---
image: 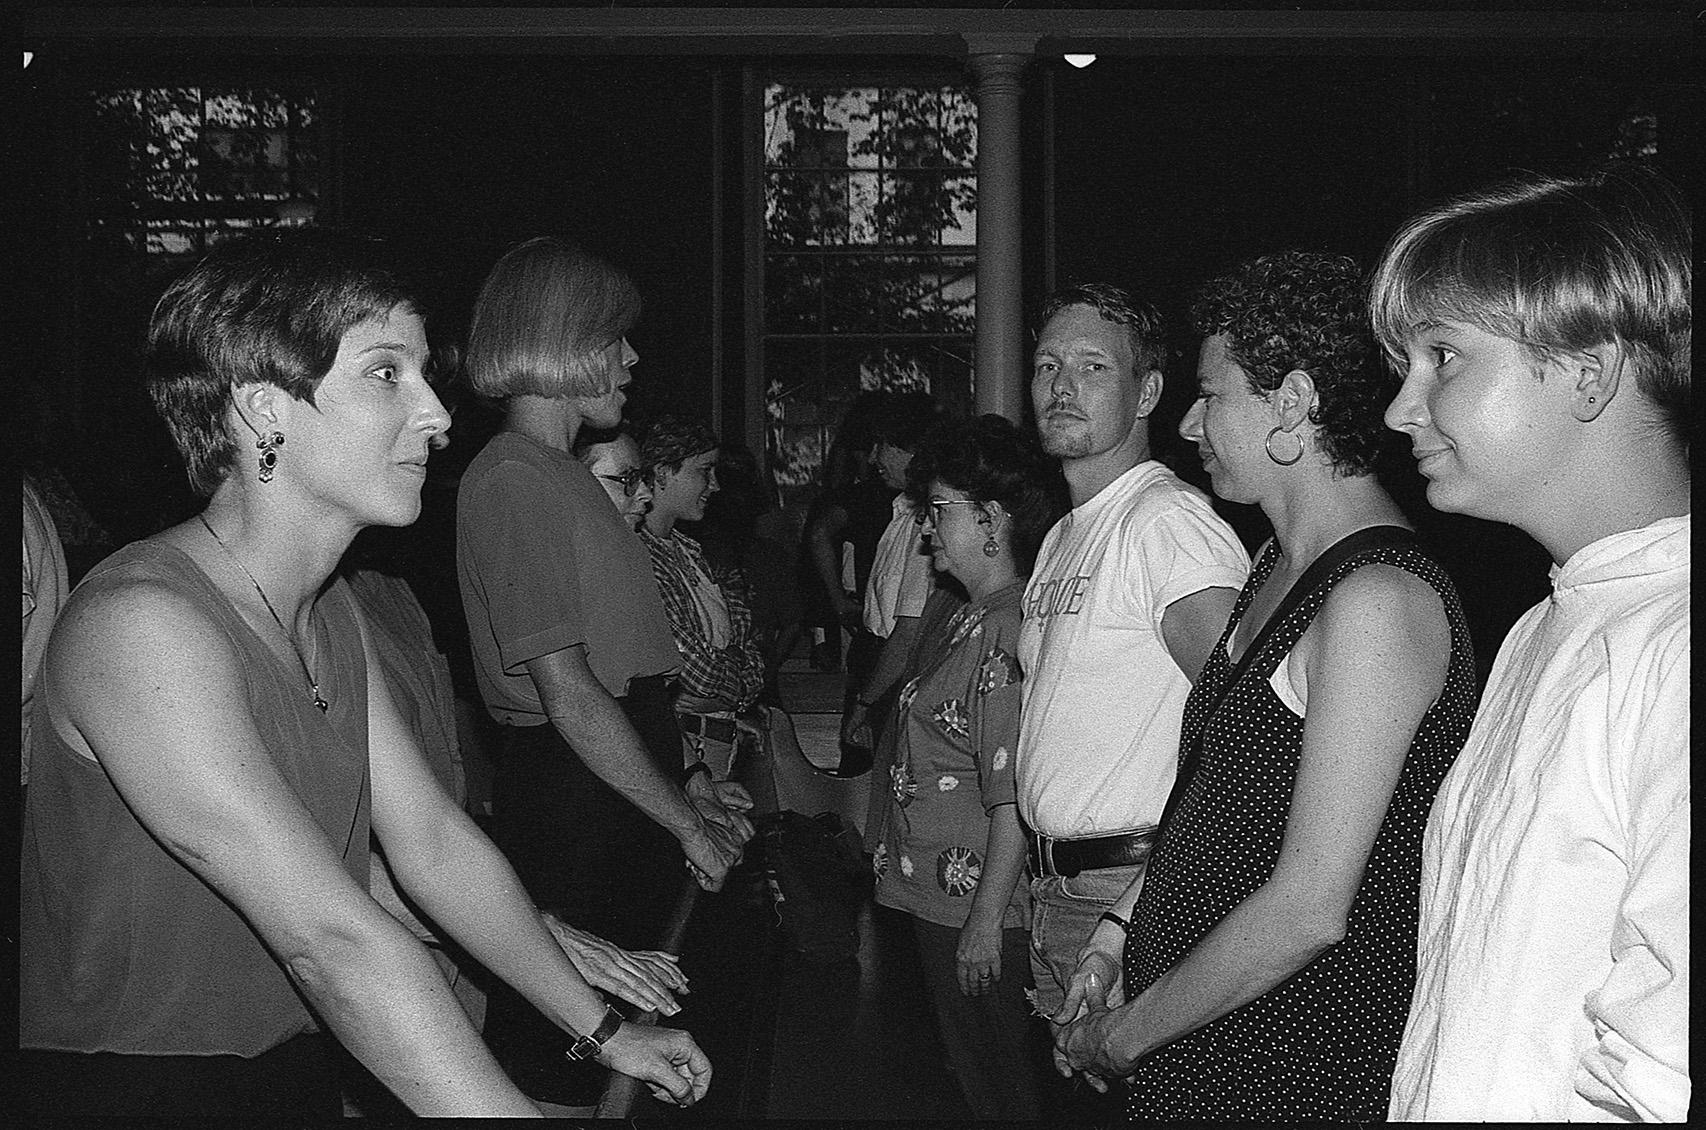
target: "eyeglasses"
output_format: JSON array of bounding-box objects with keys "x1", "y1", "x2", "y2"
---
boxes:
[
  {"x1": 923, "y1": 498, "x2": 983, "y2": 525},
  {"x1": 597, "y1": 468, "x2": 647, "y2": 497}
]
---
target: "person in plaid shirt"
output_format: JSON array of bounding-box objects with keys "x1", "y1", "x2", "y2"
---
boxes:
[{"x1": 638, "y1": 415, "x2": 767, "y2": 779}]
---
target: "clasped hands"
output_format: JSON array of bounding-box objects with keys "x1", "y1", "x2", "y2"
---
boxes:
[
  {"x1": 541, "y1": 913, "x2": 709, "y2": 1106},
  {"x1": 682, "y1": 773, "x2": 755, "y2": 892},
  {"x1": 1051, "y1": 947, "x2": 1140, "y2": 1092}
]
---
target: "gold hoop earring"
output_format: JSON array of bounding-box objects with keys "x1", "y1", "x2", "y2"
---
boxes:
[{"x1": 1264, "y1": 426, "x2": 1303, "y2": 467}]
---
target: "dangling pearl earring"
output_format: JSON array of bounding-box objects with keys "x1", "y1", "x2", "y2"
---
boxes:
[{"x1": 983, "y1": 534, "x2": 1000, "y2": 558}]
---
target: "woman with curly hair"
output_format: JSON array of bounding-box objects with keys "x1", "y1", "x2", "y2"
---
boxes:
[
  {"x1": 1055, "y1": 251, "x2": 1479, "y2": 1120},
  {"x1": 870, "y1": 413, "x2": 1066, "y2": 1122}
]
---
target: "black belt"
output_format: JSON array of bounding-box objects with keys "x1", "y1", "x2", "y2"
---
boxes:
[
  {"x1": 677, "y1": 713, "x2": 737, "y2": 745},
  {"x1": 1023, "y1": 823, "x2": 1158, "y2": 879}
]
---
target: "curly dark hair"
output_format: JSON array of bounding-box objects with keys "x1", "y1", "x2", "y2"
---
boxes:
[
  {"x1": 1192, "y1": 251, "x2": 1392, "y2": 476},
  {"x1": 906, "y1": 414, "x2": 1069, "y2": 575}
]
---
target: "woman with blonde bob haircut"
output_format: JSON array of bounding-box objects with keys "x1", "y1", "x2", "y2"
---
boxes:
[
  {"x1": 464, "y1": 235, "x2": 644, "y2": 400},
  {"x1": 457, "y1": 237, "x2": 752, "y2": 1111},
  {"x1": 1374, "y1": 163, "x2": 1690, "y2": 1122}
]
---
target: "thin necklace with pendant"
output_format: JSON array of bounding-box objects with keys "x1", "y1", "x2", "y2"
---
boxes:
[{"x1": 197, "y1": 512, "x2": 329, "y2": 712}]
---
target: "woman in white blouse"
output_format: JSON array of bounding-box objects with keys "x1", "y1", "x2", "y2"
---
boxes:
[{"x1": 1374, "y1": 163, "x2": 1690, "y2": 1122}]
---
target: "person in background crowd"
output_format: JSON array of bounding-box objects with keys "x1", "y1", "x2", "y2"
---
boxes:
[
  {"x1": 21, "y1": 475, "x2": 69, "y2": 802},
  {"x1": 19, "y1": 229, "x2": 711, "y2": 1118},
  {"x1": 693, "y1": 441, "x2": 804, "y2": 701},
  {"x1": 871, "y1": 414, "x2": 1066, "y2": 1121},
  {"x1": 1017, "y1": 283, "x2": 1249, "y2": 1093},
  {"x1": 1057, "y1": 252, "x2": 1477, "y2": 1120},
  {"x1": 801, "y1": 391, "x2": 896, "y2": 672},
  {"x1": 575, "y1": 424, "x2": 653, "y2": 530},
  {"x1": 637, "y1": 413, "x2": 767, "y2": 782},
  {"x1": 456, "y1": 236, "x2": 751, "y2": 1110},
  {"x1": 1373, "y1": 164, "x2": 1690, "y2": 1122},
  {"x1": 841, "y1": 391, "x2": 946, "y2": 771}
]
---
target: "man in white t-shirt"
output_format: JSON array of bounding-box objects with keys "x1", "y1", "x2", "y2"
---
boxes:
[{"x1": 1017, "y1": 285, "x2": 1249, "y2": 1087}]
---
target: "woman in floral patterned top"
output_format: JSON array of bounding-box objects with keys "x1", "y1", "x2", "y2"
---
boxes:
[{"x1": 872, "y1": 414, "x2": 1068, "y2": 1121}]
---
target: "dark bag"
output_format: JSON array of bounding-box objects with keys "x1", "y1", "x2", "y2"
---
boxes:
[{"x1": 759, "y1": 810, "x2": 870, "y2": 964}]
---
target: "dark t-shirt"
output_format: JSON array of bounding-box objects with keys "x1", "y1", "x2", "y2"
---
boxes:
[
  {"x1": 457, "y1": 431, "x2": 678, "y2": 723},
  {"x1": 800, "y1": 476, "x2": 896, "y2": 618}
]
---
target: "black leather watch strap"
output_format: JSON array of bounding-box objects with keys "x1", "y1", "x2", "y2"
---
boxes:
[{"x1": 564, "y1": 1005, "x2": 623, "y2": 1062}]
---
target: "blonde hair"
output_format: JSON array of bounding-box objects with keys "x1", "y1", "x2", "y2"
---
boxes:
[
  {"x1": 464, "y1": 237, "x2": 640, "y2": 399},
  {"x1": 1370, "y1": 164, "x2": 1690, "y2": 446}
]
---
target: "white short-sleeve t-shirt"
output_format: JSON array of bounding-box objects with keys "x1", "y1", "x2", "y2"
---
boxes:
[
  {"x1": 863, "y1": 495, "x2": 932, "y2": 638},
  {"x1": 1017, "y1": 461, "x2": 1249, "y2": 839}
]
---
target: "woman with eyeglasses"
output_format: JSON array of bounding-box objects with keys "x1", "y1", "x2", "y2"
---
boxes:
[
  {"x1": 456, "y1": 238, "x2": 752, "y2": 1111},
  {"x1": 575, "y1": 424, "x2": 653, "y2": 529},
  {"x1": 870, "y1": 414, "x2": 1068, "y2": 1122}
]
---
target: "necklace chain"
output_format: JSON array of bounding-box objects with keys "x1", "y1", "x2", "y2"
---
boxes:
[{"x1": 197, "y1": 513, "x2": 329, "y2": 712}]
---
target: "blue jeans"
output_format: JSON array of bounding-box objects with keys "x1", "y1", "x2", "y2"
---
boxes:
[{"x1": 1026, "y1": 862, "x2": 1146, "y2": 1022}]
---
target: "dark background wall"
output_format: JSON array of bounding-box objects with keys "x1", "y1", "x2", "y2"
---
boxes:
[{"x1": 16, "y1": 38, "x2": 1695, "y2": 678}]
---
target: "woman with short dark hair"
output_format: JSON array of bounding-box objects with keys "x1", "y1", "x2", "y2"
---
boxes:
[
  {"x1": 20, "y1": 229, "x2": 710, "y2": 1117},
  {"x1": 1057, "y1": 251, "x2": 1478, "y2": 1121},
  {"x1": 871, "y1": 413, "x2": 1066, "y2": 1122}
]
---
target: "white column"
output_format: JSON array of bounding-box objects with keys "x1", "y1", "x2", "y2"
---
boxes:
[{"x1": 967, "y1": 51, "x2": 1029, "y2": 423}]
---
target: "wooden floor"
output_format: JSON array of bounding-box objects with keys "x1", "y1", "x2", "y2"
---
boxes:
[{"x1": 613, "y1": 653, "x2": 1109, "y2": 1125}]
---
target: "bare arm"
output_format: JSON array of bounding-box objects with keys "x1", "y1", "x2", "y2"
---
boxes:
[
  {"x1": 1061, "y1": 565, "x2": 1450, "y2": 1077},
  {"x1": 806, "y1": 502, "x2": 860, "y2": 628},
  {"x1": 956, "y1": 802, "x2": 1029, "y2": 997},
  {"x1": 56, "y1": 584, "x2": 541, "y2": 1116},
  {"x1": 861, "y1": 613, "x2": 923, "y2": 702},
  {"x1": 842, "y1": 613, "x2": 923, "y2": 747},
  {"x1": 523, "y1": 644, "x2": 747, "y2": 890},
  {"x1": 365, "y1": 630, "x2": 708, "y2": 1106},
  {"x1": 1158, "y1": 586, "x2": 1240, "y2": 685}
]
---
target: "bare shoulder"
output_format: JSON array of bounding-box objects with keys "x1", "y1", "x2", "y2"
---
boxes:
[
  {"x1": 1317, "y1": 561, "x2": 1444, "y2": 633},
  {"x1": 1308, "y1": 562, "x2": 1450, "y2": 685}
]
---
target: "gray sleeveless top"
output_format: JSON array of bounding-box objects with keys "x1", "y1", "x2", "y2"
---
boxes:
[{"x1": 21, "y1": 539, "x2": 371, "y2": 1056}]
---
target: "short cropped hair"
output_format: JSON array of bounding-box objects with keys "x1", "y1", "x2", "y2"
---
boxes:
[
  {"x1": 639, "y1": 413, "x2": 719, "y2": 480},
  {"x1": 1039, "y1": 283, "x2": 1169, "y2": 378},
  {"x1": 1193, "y1": 251, "x2": 1391, "y2": 476},
  {"x1": 143, "y1": 228, "x2": 418, "y2": 497},
  {"x1": 1370, "y1": 163, "x2": 1691, "y2": 446},
  {"x1": 464, "y1": 237, "x2": 641, "y2": 400},
  {"x1": 907, "y1": 413, "x2": 1070, "y2": 576}
]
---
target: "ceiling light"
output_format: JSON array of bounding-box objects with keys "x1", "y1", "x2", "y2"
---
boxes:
[{"x1": 1064, "y1": 54, "x2": 1097, "y2": 69}]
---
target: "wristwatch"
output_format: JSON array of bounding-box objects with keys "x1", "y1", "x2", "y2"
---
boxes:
[{"x1": 564, "y1": 1005, "x2": 624, "y2": 1062}]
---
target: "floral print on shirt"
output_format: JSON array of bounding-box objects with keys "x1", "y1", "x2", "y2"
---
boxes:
[{"x1": 871, "y1": 583, "x2": 1032, "y2": 931}]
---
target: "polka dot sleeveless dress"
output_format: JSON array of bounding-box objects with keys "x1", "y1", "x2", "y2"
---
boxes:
[{"x1": 1122, "y1": 528, "x2": 1478, "y2": 1121}]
